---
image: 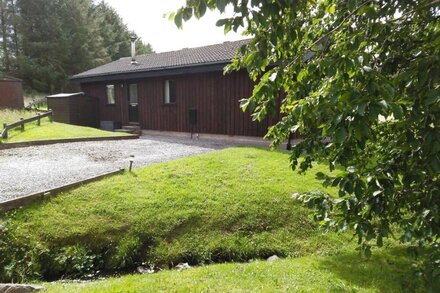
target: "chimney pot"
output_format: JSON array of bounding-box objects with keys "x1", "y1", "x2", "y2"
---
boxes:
[{"x1": 130, "y1": 35, "x2": 138, "y2": 64}]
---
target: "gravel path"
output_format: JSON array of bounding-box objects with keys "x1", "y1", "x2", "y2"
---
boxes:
[{"x1": 0, "y1": 136, "x2": 228, "y2": 202}]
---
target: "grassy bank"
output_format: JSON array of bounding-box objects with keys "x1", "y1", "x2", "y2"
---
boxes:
[
  {"x1": 0, "y1": 148, "x2": 345, "y2": 281},
  {"x1": 0, "y1": 147, "x2": 423, "y2": 290},
  {"x1": 45, "y1": 249, "x2": 420, "y2": 292},
  {"x1": 0, "y1": 108, "x2": 130, "y2": 143}
]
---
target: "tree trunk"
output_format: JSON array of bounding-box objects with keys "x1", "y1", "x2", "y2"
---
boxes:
[
  {"x1": 9, "y1": 0, "x2": 19, "y2": 70},
  {"x1": 0, "y1": 0, "x2": 10, "y2": 72}
]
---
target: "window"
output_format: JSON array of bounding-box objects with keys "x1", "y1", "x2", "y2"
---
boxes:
[
  {"x1": 164, "y1": 80, "x2": 176, "y2": 104},
  {"x1": 129, "y1": 84, "x2": 138, "y2": 104},
  {"x1": 106, "y1": 84, "x2": 115, "y2": 105}
]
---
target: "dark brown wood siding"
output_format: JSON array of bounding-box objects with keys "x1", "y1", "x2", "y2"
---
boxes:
[
  {"x1": 80, "y1": 70, "x2": 280, "y2": 137},
  {"x1": 81, "y1": 82, "x2": 129, "y2": 125},
  {"x1": 47, "y1": 95, "x2": 99, "y2": 127}
]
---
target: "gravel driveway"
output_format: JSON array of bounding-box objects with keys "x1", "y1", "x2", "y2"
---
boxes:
[{"x1": 0, "y1": 136, "x2": 228, "y2": 202}]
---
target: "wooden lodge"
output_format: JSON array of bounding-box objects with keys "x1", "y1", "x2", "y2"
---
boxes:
[{"x1": 70, "y1": 40, "x2": 280, "y2": 137}]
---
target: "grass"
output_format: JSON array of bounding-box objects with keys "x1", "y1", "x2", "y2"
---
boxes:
[
  {"x1": 23, "y1": 92, "x2": 47, "y2": 108},
  {"x1": 3, "y1": 121, "x2": 130, "y2": 142},
  {"x1": 45, "y1": 249, "x2": 420, "y2": 292},
  {"x1": 0, "y1": 148, "x2": 421, "y2": 292},
  {"x1": 0, "y1": 108, "x2": 38, "y2": 125},
  {"x1": 0, "y1": 108, "x2": 130, "y2": 143},
  {"x1": 0, "y1": 148, "x2": 424, "y2": 290},
  {"x1": 1, "y1": 148, "x2": 343, "y2": 280}
]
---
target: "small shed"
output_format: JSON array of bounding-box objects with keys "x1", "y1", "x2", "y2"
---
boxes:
[
  {"x1": 0, "y1": 75, "x2": 24, "y2": 109},
  {"x1": 47, "y1": 92, "x2": 99, "y2": 128}
]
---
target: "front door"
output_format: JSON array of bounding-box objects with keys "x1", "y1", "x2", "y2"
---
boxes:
[{"x1": 128, "y1": 83, "x2": 139, "y2": 123}]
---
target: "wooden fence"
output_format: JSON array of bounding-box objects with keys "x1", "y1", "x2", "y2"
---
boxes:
[{"x1": 1, "y1": 110, "x2": 53, "y2": 139}]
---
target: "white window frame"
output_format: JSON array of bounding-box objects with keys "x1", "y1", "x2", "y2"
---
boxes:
[
  {"x1": 106, "y1": 84, "x2": 115, "y2": 105},
  {"x1": 164, "y1": 80, "x2": 175, "y2": 104}
]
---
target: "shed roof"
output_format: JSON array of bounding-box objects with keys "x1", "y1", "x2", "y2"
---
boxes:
[
  {"x1": 71, "y1": 39, "x2": 250, "y2": 82},
  {"x1": 46, "y1": 92, "x2": 84, "y2": 98},
  {"x1": 0, "y1": 75, "x2": 22, "y2": 82}
]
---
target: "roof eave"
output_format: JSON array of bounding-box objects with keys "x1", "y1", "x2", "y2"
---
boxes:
[{"x1": 70, "y1": 61, "x2": 231, "y2": 84}]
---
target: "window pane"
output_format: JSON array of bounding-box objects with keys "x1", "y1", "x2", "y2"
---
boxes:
[
  {"x1": 106, "y1": 85, "x2": 115, "y2": 104},
  {"x1": 129, "y1": 84, "x2": 138, "y2": 104},
  {"x1": 164, "y1": 80, "x2": 170, "y2": 104},
  {"x1": 169, "y1": 80, "x2": 176, "y2": 103}
]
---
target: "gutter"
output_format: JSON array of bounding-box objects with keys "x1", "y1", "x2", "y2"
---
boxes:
[{"x1": 70, "y1": 61, "x2": 231, "y2": 84}]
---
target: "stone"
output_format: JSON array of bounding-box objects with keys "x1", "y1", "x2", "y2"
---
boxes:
[
  {"x1": 136, "y1": 266, "x2": 154, "y2": 274},
  {"x1": 267, "y1": 255, "x2": 279, "y2": 262},
  {"x1": 0, "y1": 284, "x2": 44, "y2": 293},
  {"x1": 175, "y1": 262, "x2": 191, "y2": 270}
]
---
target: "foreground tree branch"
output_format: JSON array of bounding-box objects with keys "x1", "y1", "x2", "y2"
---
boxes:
[{"x1": 174, "y1": 0, "x2": 440, "y2": 289}]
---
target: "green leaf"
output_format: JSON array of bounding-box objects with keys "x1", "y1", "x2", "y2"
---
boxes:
[
  {"x1": 363, "y1": 66, "x2": 372, "y2": 72},
  {"x1": 373, "y1": 190, "x2": 382, "y2": 197},
  {"x1": 297, "y1": 69, "x2": 308, "y2": 82},
  {"x1": 424, "y1": 91, "x2": 439, "y2": 106},
  {"x1": 196, "y1": 1, "x2": 207, "y2": 18},
  {"x1": 378, "y1": 100, "x2": 389, "y2": 110},
  {"x1": 174, "y1": 10, "x2": 183, "y2": 28},
  {"x1": 182, "y1": 8, "x2": 193, "y2": 21},
  {"x1": 167, "y1": 12, "x2": 175, "y2": 21},
  {"x1": 328, "y1": 5, "x2": 336, "y2": 14},
  {"x1": 315, "y1": 172, "x2": 326, "y2": 180},
  {"x1": 347, "y1": 166, "x2": 356, "y2": 173},
  {"x1": 334, "y1": 127, "x2": 347, "y2": 144},
  {"x1": 389, "y1": 103, "x2": 403, "y2": 120},
  {"x1": 216, "y1": 0, "x2": 228, "y2": 12},
  {"x1": 356, "y1": 102, "x2": 368, "y2": 116},
  {"x1": 215, "y1": 18, "x2": 229, "y2": 27}
]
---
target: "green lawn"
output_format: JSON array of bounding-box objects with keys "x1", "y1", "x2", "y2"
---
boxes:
[
  {"x1": 0, "y1": 108, "x2": 130, "y2": 143},
  {"x1": 0, "y1": 148, "x2": 423, "y2": 291},
  {"x1": 45, "y1": 249, "x2": 419, "y2": 293}
]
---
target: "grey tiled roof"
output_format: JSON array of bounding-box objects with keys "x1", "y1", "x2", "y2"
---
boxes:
[{"x1": 71, "y1": 39, "x2": 250, "y2": 80}]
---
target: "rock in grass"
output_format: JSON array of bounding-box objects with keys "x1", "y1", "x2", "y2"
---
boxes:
[
  {"x1": 136, "y1": 266, "x2": 154, "y2": 274},
  {"x1": 175, "y1": 263, "x2": 191, "y2": 270},
  {"x1": 0, "y1": 284, "x2": 44, "y2": 292},
  {"x1": 267, "y1": 255, "x2": 279, "y2": 262}
]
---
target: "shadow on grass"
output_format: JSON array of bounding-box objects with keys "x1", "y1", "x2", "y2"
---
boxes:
[{"x1": 317, "y1": 247, "x2": 423, "y2": 292}]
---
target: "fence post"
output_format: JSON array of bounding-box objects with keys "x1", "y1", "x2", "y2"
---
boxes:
[
  {"x1": 49, "y1": 110, "x2": 53, "y2": 123},
  {"x1": 20, "y1": 118, "x2": 25, "y2": 131},
  {"x1": 2, "y1": 123, "x2": 7, "y2": 139},
  {"x1": 37, "y1": 113, "x2": 41, "y2": 126}
]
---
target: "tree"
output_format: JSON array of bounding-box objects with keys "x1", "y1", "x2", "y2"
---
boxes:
[
  {"x1": 0, "y1": 0, "x2": 11, "y2": 72},
  {"x1": 94, "y1": 1, "x2": 153, "y2": 61},
  {"x1": 0, "y1": 0, "x2": 19, "y2": 74},
  {"x1": 134, "y1": 37, "x2": 153, "y2": 56},
  {"x1": 173, "y1": 0, "x2": 440, "y2": 287},
  {"x1": 17, "y1": 0, "x2": 80, "y2": 92},
  {"x1": 1, "y1": 0, "x2": 153, "y2": 92}
]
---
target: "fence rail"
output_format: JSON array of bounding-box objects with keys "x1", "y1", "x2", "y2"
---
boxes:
[{"x1": 1, "y1": 110, "x2": 53, "y2": 139}]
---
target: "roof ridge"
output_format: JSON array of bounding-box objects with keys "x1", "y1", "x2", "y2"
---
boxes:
[
  {"x1": 134, "y1": 38, "x2": 251, "y2": 58},
  {"x1": 72, "y1": 38, "x2": 252, "y2": 81}
]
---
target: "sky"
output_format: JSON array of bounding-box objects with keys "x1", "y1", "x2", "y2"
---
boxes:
[{"x1": 103, "y1": 0, "x2": 245, "y2": 53}]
